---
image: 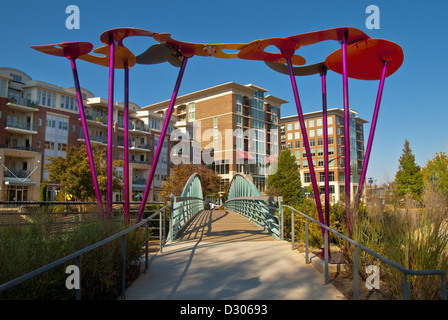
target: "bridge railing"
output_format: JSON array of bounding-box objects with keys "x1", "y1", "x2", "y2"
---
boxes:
[
  {"x1": 225, "y1": 196, "x2": 282, "y2": 240},
  {"x1": 281, "y1": 204, "x2": 447, "y2": 300},
  {"x1": 168, "y1": 196, "x2": 204, "y2": 241},
  {"x1": 0, "y1": 204, "x2": 168, "y2": 300}
]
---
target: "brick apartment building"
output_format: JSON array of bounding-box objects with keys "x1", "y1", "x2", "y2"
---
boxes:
[
  {"x1": 280, "y1": 108, "x2": 368, "y2": 203},
  {"x1": 0, "y1": 67, "x2": 174, "y2": 202},
  {"x1": 141, "y1": 82, "x2": 287, "y2": 193}
]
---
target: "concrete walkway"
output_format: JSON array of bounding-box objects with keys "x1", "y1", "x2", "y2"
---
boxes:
[{"x1": 125, "y1": 210, "x2": 345, "y2": 300}]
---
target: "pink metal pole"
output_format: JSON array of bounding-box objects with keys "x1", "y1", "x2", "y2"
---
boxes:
[
  {"x1": 321, "y1": 66, "x2": 331, "y2": 259},
  {"x1": 136, "y1": 57, "x2": 188, "y2": 222},
  {"x1": 69, "y1": 58, "x2": 104, "y2": 218},
  {"x1": 286, "y1": 57, "x2": 326, "y2": 240},
  {"x1": 124, "y1": 62, "x2": 130, "y2": 223},
  {"x1": 355, "y1": 61, "x2": 388, "y2": 207},
  {"x1": 107, "y1": 36, "x2": 116, "y2": 217},
  {"x1": 321, "y1": 67, "x2": 330, "y2": 228},
  {"x1": 341, "y1": 32, "x2": 352, "y2": 235}
]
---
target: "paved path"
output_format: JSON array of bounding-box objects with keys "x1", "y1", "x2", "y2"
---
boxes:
[{"x1": 125, "y1": 210, "x2": 344, "y2": 300}]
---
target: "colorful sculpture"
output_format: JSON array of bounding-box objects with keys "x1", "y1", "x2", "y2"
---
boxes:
[{"x1": 31, "y1": 27, "x2": 404, "y2": 241}]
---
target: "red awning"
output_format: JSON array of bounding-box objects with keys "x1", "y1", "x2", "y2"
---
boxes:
[{"x1": 236, "y1": 151, "x2": 255, "y2": 161}]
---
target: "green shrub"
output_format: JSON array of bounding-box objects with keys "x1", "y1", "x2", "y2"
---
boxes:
[{"x1": 0, "y1": 215, "x2": 147, "y2": 300}]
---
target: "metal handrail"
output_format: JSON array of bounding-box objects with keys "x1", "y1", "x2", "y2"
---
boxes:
[
  {"x1": 0, "y1": 205, "x2": 168, "y2": 300},
  {"x1": 169, "y1": 197, "x2": 204, "y2": 241},
  {"x1": 225, "y1": 197, "x2": 281, "y2": 239},
  {"x1": 281, "y1": 204, "x2": 447, "y2": 300}
]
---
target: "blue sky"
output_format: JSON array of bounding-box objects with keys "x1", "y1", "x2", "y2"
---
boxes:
[{"x1": 1, "y1": 0, "x2": 447, "y2": 183}]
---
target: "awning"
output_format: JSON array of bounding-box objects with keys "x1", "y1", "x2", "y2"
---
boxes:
[{"x1": 236, "y1": 151, "x2": 255, "y2": 161}]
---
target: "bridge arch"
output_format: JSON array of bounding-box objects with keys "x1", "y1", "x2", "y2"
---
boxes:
[{"x1": 226, "y1": 174, "x2": 281, "y2": 239}]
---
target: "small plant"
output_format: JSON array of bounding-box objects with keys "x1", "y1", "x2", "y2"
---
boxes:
[
  {"x1": 345, "y1": 186, "x2": 448, "y2": 300},
  {"x1": 0, "y1": 214, "x2": 147, "y2": 300}
]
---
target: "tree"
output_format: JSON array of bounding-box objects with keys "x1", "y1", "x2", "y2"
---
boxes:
[
  {"x1": 46, "y1": 144, "x2": 123, "y2": 201},
  {"x1": 266, "y1": 149, "x2": 304, "y2": 206},
  {"x1": 39, "y1": 180, "x2": 48, "y2": 202},
  {"x1": 422, "y1": 152, "x2": 448, "y2": 196},
  {"x1": 395, "y1": 139, "x2": 423, "y2": 201},
  {"x1": 159, "y1": 164, "x2": 221, "y2": 202}
]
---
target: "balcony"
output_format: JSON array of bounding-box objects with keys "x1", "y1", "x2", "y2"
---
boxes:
[
  {"x1": 132, "y1": 178, "x2": 147, "y2": 185},
  {"x1": 5, "y1": 120, "x2": 37, "y2": 134},
  {"x1": 6, "y1": 97, "x2": 39, "y2": 112},
  {"x1": 0, "y1": 144, "x2": 34, "y2": 152},
  {"x1": 83, "y1": 113, "x2": 108, "y2": 126},
  {"x1": 78, "y1": 131, "x2": 107, "y2": 145},
  {"x1": 130, "y1": 142, "x2": 150, "y2": 151},
  {"x1": 4, "y1": 169, "x2": 30, "y2": 179},
  {"x1": 130, "y1": 159, "x2": 151, "y2": 166},
  {"x1": 130, "y1": 122, "x2": 150, "y2": 133}
]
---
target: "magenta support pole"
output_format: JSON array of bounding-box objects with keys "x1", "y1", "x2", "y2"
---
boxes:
[
  {"x1": 321, "y1": 67, "x2": 330, "y2": 228},
  {"x1": 124, "y1": 62, "x2": 130, "y2": 223},
  {"x1": 136, "y1": 57, "x2": 188, "y2": 222},
  {"x1": 286, "y1": 57, "x2": 326, "y2": 239},
  {"x1": 107, "y1": 36, "x2": 116, "y2": 217},
  {"x1": 69, "y1": 58, "x2": 104, "y2": 218},
  {"x1": 341, "y1": 32, "x2": 352, "y2": 234},
  {"x1": 355, "y1": 61, "x2": 388, "y2": 206}
]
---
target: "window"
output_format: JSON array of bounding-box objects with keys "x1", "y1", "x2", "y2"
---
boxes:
[
  {"x1": 287, "y1": 133, "x2": 293, "y2": 140},
  {"x1": 309, "y1": 129, "x2": 315, "y2": 137},
  {"x1": 37, "y1": 89, "x2": 56, "y2": 108},
  {"x1": 294, "y1": 122, "x2": 300, "y2": 130},
  {"x1": 236, "y1": 115, "x2": 242, "y2": 124},
  {"x1": 316, "y1": 118, "x2": 322, "y2": 126},
  {"x1": 287, "y1": 123, "x2": 292, "y2": 131},
  {"x1": 59, "y1": 121, "x2": 68, "y2": 130},
  {"x1": 318, "y1": 159, "x2": 324, "y2": 167},
  {"x1": 61, "y1": 95, "x2": 78, "y2": 111},
  {"x1": 319, "y1": 172, "x2": 325, "y2": 182},
  {"x1": 317, "y1": 128, "x2": 323, "y2": 136},
  {"x1": 318, "y1": 138, "x2": 323, "y2": 146},
  {"x1": 318, "y1": 147, "x2": 324, "y2": 156},
  {"x1": 38, "y1": 118, "x2": 42, "y2": 126},
  {"x1": 46, "y1": 119, "x2": 55, "y2": 128},
  {"x1": 0, "y1": 79, "x2": 7, "y2": 97},
  {"x1": 309, "y1": 120, "x2": 314, "y2": 127},
  {"x1": 295, "y1": 150, "x2": 300, "y2": 159},
  {"x1": 236, "y1": 94, "x2": 242, "y2": 113},
  {"x1": 188, "y1": 102, "x2": 195, "y2": 121},
  {"x1": 304, "y1": 173, "x2": 311, "y2": 183},
  {"x1": 303, "y1": 159, "x2": 308, "y2": 168},
  {"x1": 287, "y1": 142, "x2": 293, "y2": 149},
  {"x1": 328, "y1": 137, "x2": 334, "y2": 145},
  {"x1": 327, "y1": 117, "x2": 333, "y2": 125},
  {"x1": 10, "y1": 73, "x2": 22, "y2": 83},
  {"x1": 328, "y1": 146, "x2": 334, "y2": 155},
  {"x1": 295, "y1": 141, "x2": 300, "y2": 148},
  {"x1": 328, "y1": 127, "x2": 333, "y2": 135},
  {"x1": 294, "y1": 131, "x2": 300, "y2": 139},
  {"x1": 309, "y1": 139, "x2": 315, "y2": 146}
]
